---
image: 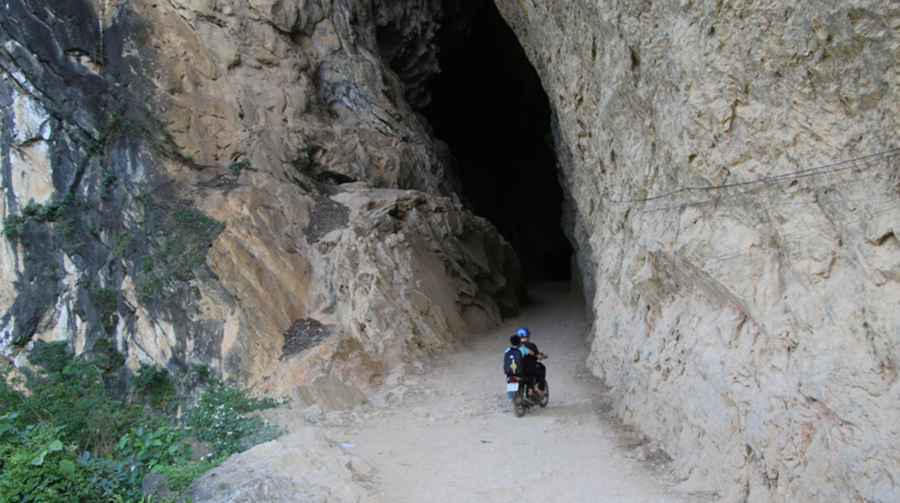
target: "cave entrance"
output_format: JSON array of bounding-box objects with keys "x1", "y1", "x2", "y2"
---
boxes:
[{"x1": 421, "y1": 1, "x2": 572, "y2": 285}]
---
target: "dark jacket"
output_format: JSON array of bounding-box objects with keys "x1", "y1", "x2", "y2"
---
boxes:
[{"x1": 522, "y1": 341, "x2": 540, "y2": 362}]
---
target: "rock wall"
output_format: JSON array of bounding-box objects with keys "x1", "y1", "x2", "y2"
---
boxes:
[
  {"x1": 495, "y1": 1, "x2": 899, "y2": 501},
  {"x1": 0, "y1": 0, "x2": 520, "y2": 403},
  {"x1": 5, "y1": 0, "x2": 899, "y2": 499}
]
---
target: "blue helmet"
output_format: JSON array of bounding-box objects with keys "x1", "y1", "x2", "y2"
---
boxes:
[{"x1": 516, "y1": 327, "x2": 530, "y2": 338}]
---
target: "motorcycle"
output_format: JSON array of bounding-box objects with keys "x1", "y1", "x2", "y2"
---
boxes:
[{"x1": 506, "y1": 375, "x2": 549, "y2": 417}]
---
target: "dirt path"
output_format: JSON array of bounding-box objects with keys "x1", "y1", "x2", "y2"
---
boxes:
[{"x1": 326, "y1": 284, "x2": 699, "y2": 503}]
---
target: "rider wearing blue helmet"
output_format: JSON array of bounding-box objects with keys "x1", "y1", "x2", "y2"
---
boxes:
[
  {"x1": 516, "y1": 327, "x2": 547, "y2": 396},
  {"x1": 515, "y1": 328, "x2": 531, "y2": 356}
]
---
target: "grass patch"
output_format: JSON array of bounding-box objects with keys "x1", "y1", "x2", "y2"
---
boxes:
[{"x1": 151, "y1": 457, "x2": 224, "y2": 493}]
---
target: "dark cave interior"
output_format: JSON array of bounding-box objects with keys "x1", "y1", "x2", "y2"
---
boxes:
[{"x1": 420, "y1": 1, "x2": 573, "y2": 284}]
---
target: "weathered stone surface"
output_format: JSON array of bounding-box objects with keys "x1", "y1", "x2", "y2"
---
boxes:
[
  {"x1": 0, "y1": 0, "x2": 520, "y2": 408},
  {"x1": 187, "y1": 427, "x2": 379, "y2": 503},
  {"x1": 6, "y1": 0, "x2": 896, "y2": 500},
  {"x1": 495, "y1": 1, "x2": 900, "y2": 501},
  {"x1": 372, "y1": 0, "x2": 442, "y2": 109},
  {"x1": 265, "y1": 186, "x2": 521, "y2": 406}
]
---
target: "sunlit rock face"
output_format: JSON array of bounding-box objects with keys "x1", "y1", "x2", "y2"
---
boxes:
[
  {"x1": 4, "y1": 0, "x2": 899, "y2": 500},
  {"x1": 0, "y1": 0, "x2": 520, "y2": 404},
  {"x1": 494, "y1": 1, "x2": 899, "y2": 501}
]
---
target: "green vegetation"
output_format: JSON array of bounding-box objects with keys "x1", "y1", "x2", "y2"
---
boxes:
[
  {"x1": 228, "y1": 159, "x2": 250, "y2": 177},
  {"x1": 168, "y1": 209, "x2": 224, "y2": 281},
  {"x1": 151, "y1": 457, "x2": 222, "y2": 493},
  {"x1": 2, "y1": 214, "x2": 26, "y2": 240},
  {"x1": 0, "y1": 344, "x2": 280, "y2": 501},
  {"x1": 186, "y1": 382, "x2": 280, "y2": 456},
  {"x1": 91, "y1": 286, "x2": 120, "y2": 335},
  {"x1": 2, "y1": 197, "x2": 73, "y2": 241},
  {"x1": 90, "y1": 338, "x2": 126, "y2": 373},
  {"x1": 133, "y1": 364, "x2": 176, "y2": 411},
  {"x1": 0, "y1": 419, "x2": 100, "y2": 502},
  {"x1": 137, "y1": 204, "x2": 224, "y2": 304},
  {"x1": 101, "y1": 168, "x2": 118, "y2": 198},
  {"x1": 190, "y1": 364, "x2": 211, "y2": 384},
  {"x1": 111, "y1": 233, "x2": 132, "y2": 258},
  {"x1": 22, "y1": 199, "x2": 68, "y2": 223},
  {"x1": 28, "y1": 340, "x2": 72, "y2": 374},
  {"x1": 3, "y1": 193, "x2": 96, "y2": 254}
]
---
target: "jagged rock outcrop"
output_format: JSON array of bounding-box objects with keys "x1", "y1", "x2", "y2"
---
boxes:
[
  {"x1": 263, "y1": 185, "x2": 521, "y2": 405},
  {"x1": 495, "y1": 1, "x2": 899, "y2": 502},
  {"x1": 187, "y1": 427, "x2": 379, "y2": 502},
  {"x1": 4, "y1": 0, "x2": 899, "y2": 501},
  {"x1": 0, "y1": 0, "x2": 520, "y2": 404}
]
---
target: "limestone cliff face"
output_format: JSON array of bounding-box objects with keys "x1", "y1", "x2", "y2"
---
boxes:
[
  {"x1": 4, "y1": 0, "x2": 899, "y2": 500},
  {"x1": 495, "y1": 1, "x2": 899, "y2": 501},
  {"x1": 0, "y1": 0, "x2": 520, "y2": 403}
]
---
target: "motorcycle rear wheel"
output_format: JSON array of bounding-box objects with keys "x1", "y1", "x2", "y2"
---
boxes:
[{"x1": 513, "y1": 395, "x2": 526, "y2": 417}]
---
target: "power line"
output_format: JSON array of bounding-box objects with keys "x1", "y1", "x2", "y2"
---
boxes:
[
  {"x1": 607, "y1": 148, "x2": 900, "y2": 205},
  {"x1": 633, "y1": 187, "x2": 900, "y2": 215}
]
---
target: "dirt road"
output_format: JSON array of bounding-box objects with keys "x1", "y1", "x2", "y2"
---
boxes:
[{"x1": 330, "y1": 284, "x2": 701, "y2": 503}]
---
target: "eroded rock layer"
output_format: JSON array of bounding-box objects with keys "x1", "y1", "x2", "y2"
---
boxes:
[
  {"x1": 495, "y1": 1, "x2": 899, "y2": 501},
  {"x1": 3, "y1": 0, "x2": 899, "y2": 501},
  {"x1": 0, "y1": 0, "x2": 520, "y2": 404}
]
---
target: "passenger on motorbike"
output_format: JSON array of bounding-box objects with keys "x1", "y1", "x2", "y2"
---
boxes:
[{"x1": 516, "y1": 327, "x2": 547, "y2": 397}]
